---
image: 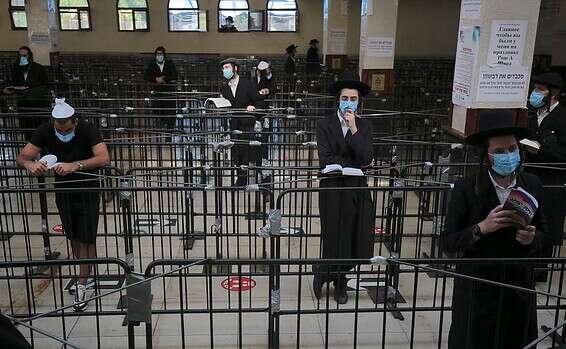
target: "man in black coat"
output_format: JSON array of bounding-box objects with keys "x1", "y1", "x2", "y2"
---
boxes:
[
  {"x1": 443, "y1": 110, "x2": 547, "y2": 349},
  {"x1": 220, "y1": 58, "x2": 259, "y2": 186},
  {"x1": 525, "y1": 72, "x2": 566, "y2": 279},
  {"x1": 314, "y1": 71, "x2": 374, "y2": 304},
  {"x1": 306, "y1": 39, "x2": 321, "y2": 79},
  {"x1": 284, "y1": 44, "x2": 298, "y2": 91},
  {"x1": 144, "y1": 46, "x2": 177, "y2": 129},
  {"x1": 3, "y1": 46, "x2": 50, "y2": 140}
]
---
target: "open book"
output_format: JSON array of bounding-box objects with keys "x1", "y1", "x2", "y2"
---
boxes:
[
  {"x1": 503, "y1": 187, "x2": 539, "y2": 226},
  {"x1": 321, "y1": 164, "x2": 364, "y2": 176},
  {"x1": 519, "y1": 139, "x2": 540, "y2": 150},
  {"x1": 206, "y1": 98, "x2": 232, "y2": 108}
]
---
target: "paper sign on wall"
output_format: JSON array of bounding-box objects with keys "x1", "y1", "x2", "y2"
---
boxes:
[
  {"x1": 452, "y1": 25, "x2": 481, "y2": 107},
  {"x1": 487, "y1": 20, "x2": 527, "y2": 67},
  {"x1": 476, "y1": 66, "x2": 529, "y2": 103},
  {"x1": 367, "y1": 37, "x2": 395, "y2": 57},
  {"x1": 461, "y1": 0, "x2": 481, "y2": 19},
  {"x1": 328, "y1": 29, "x2": 347, "y2": 55}
]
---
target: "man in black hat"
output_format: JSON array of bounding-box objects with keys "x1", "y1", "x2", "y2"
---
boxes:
[
  {"x1": 220, "y1": 16, "x2": 238, "y2": 32},
  {"x1": 306, "y1": 39, "x2": 321, "y2": 79},
  {"x1": 442, "y1": 109, "x2": 547, "y2": 349},
  {"x1": 526, "y1": 72, "x2": 566, "y2": 278},
  {"x1": 220, "y1": 57, "x2": 260, "y2": 186},
  {"x1": 3, "y1": 46, "x2": 50, "y2": 140},
  {"x1": 314, "y1": 71, "x2": 374, "y2": 304},
  {"x1": 144, "y1": 46, "x2": 178, "y2": 129}
]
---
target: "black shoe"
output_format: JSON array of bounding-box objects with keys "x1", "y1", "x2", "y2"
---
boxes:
[
  {"x1": 334, "y1": 284, "x2": 348, "y2": 304},
  {"x1": 313, "y1": 274, "x2": 324, "y2": 300}
]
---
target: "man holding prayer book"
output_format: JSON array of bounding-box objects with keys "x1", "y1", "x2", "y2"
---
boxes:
[
  {"x1": 525, "y1": 72, "x2": 566, "y2": 281},
  {"x1": 443, "y1": 110, "x2": 547, "y2": 349},
  {"x1": 314, "y1": 71, "x2": 374, "y2": 304}
]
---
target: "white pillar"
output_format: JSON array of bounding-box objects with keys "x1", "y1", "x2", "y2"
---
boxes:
[{"x1": 25, "y1": 0, "x2": 59, "y2": 66}]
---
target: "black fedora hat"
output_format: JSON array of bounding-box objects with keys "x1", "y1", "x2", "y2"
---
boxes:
[
  {"x1": 309, "y1": 39, "x2": 319, "y2": 45},
  {"x1": 286, "y1": 44, "x2": 298, "y2": 53},
  {"x1": 465, "y1": 109, "x2": 531, "y2": 146},
  {"x1": 220, "y1": 57, "x2": 239, "y2": 67},
  {"x1": 328, "y1": 70, "x2": 371, "y2": 96},
  {"x1": 532, "y1": 72, "x2": 564, "y2": 89}
]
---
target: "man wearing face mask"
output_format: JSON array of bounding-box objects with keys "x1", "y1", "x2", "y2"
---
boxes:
[
  {"x1": 314, "y1": 71, "x2": 374, "y2": 304},
  {"x1": 144, "y1": 46, "x2": 178, "y2": 129},
  {"x1": 525, "y1": 71, "x2": 566, "y2": 281},
  {"x1": 443, "y1": 109, "x2": 546, "y2": 349},
  {"x1": 220, "y1": 58, "x2": 259, "y2": 186},
  {"x1": 16, "y1": 98, "x2": 110, "y2": 313},
  {"x1": 3, "y1": 46, "x2": 50, "y2": 140}
]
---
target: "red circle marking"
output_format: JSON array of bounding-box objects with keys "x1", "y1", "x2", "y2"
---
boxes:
[
  {"x1": 53, "y1": 224, "x2": 64, "y2": 233},
  {"x1": 221, "y1": 277, "x2": 256, "y2": 292}
]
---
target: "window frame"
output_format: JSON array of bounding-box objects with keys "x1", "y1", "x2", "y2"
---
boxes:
[
  {"x1": 9, "y1": 0, "x2": 27, "y2": 30},
  {"x1": 217, "y1": 0, "x2": 249, "y2": 33},
  {"x1": 58, "y1": 0, "x2": 92, "y2": 32},
  {"x1": 117, "y1": 0, "x2": 150, "y2": 32},
  {"x1": 167, "y1": 0, "x2": 208, "y2": 32},
  {"x1": 266, "y1": 0, "x2": 298, "y2": 33}
]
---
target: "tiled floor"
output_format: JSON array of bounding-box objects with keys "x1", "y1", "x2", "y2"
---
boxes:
[{"x1": 1, "y1": 157, "x2": 565, "y2": 348}]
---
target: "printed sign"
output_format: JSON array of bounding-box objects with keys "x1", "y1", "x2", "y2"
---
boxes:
[
  {"x1": 487, "y1": 20, "x2": 527, "y2": 67},
  {"x1": 476, "y1": 66, "x2": 529, "y2": 103}
]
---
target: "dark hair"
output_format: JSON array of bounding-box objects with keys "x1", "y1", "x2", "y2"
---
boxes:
[
  {"x1": 17, "y1": 46, "x2": 33, "y2": 62},
  {"x1": 474, "y1": 137, "x2": 524, "y2": 195}
]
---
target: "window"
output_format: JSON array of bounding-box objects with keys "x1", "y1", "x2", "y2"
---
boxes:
[
  {"x1": 218, "y1": 0, "x2": 249, "y2": 32},
  {"x1": 59, "y1": 0, "x2": 91, "y2": 31},
  {"x1": 9, "y1": 0, "x2": 27, "y2": 30},
  {"x1": 267, "y1": 0, "x2": 297, "y2": 32},
  {"x1": 168, "y1": 0, "x2": 207, "y2": 32},
  {"x1": 117, "y1": 0, "x2": 149, "y2": 31}
]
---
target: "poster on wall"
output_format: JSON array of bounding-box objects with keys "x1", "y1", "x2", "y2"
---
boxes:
[
  {"x1": 366, "y1": 37, "x2": 395, "y2": 57},
  {"x1": 461, "y1": 0, "x2": 481, "y2": 20},
  {"x1": 487, "y1": 20, "x2": 527, "y2": 67},
  {"x1": 328, "y1": 29, "x2": 347, "y2": 55},
  {"x1": 452, "y1": 25, "x2": 481, "y2": 107},
  {"x1": 476, "y1": 66, "x2": 529, "y2": 103}
]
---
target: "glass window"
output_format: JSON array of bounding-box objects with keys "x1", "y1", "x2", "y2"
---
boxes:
[
  {"x1": 218, "y1": 0, "x2": 249, "y2": 32},
  {"x1": 168, "y1": 0, "x2": 207, "y2": 32},
  {"x1": 117, "y1": 0, "x2": 149, "y2": 31},
  {"x1": 9, "y1": 0, "x2": 27, "y2": 30},
  {"x1": 59, "y1": 0, "x2": 91, "y2": 31},
  {"x1": 267, "y1": 0, "x2": 297, "y2": 32}
]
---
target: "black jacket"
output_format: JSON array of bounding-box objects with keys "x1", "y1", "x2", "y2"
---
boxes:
[
  {"x1": 144, "y1": 59, "x2": 177, "y2": 91},
  {"x1": 220, "y1": 76, "x2": 259, "y2": 131},
  {"x1": 306, "y1": 47, "x2": 320, "y2": 74},
  {"x1": 316, "y1": 113, "x2": 374, "y2": 169},
  {"x1": 443, "y1": 170, "x2": 546, "y2": 349},
  {"x1": 284, "y1": 56, "x2": 296, "y2": 76},
  {"x1": 251, "y1": 75, "x2": 276, "y2": 110},
  {"x1": 11, "y1": 62, "x2": 49, "y2": 108}
]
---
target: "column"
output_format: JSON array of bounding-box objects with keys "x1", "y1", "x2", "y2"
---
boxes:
[
  {"x1": 449, "y1": 0, "x2": 541, "y2": 137},
  {"x1": 25, "y1": 0, "x2": 59, "y2": 66},
  {"x1": 552, "y1": 0, "x2": 566, "y2": 66},
  {"x1": 323, "y1": 0, "x2": 360, "y2": 71},
  {"x1": 358, "y1": 0, "x2": 398, "y2": 94}
]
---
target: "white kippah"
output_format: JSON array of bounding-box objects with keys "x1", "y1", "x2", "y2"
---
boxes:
[
  {"x1": 257, "y1": 61, "x2": 269, "y2": 70},
  {"x1": 51, "y1": 98, "x2": 75, "y2": 119}
]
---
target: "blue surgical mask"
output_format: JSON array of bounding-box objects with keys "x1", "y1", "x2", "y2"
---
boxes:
[
  {"x1": 55, "y1": 129, "x2": 75, "y2": 143},
  {"x1": 529, "y1": 90, "x2": 546, "y2": 108},
  {"x1": 339, "y1": 100, "x2": 358, "y2": 114},
  {"x1": 19, "y1": 57, "x2": 29, "y2": 66},
  {"x1": 223, "y1": 68, "x2": 234, "y2": 80},
  {"x1": 490, "y1": 149, "x2": 520, "y2": 176},
  {"x1": 156, "y1": 54, "x2": 164, "y2": 63}
]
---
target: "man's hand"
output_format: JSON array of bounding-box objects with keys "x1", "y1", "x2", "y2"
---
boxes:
[
  {"x1": 155, "y1": 77, "x2": 166, "y2": 84},
  {"x1": 246, "y1": 105, "x2": 256, "y2": 112},
  {"x1": 516, "y1": 225, "x2": 536, "y2": 245},
  {"x1": 54, "y1": 162, "x2": 79, "y2": 176},
  {"x1": 25, "y1": 161, "x2": 48, "y2": 176},
  {"x1": 259, "y1": 88, "x2": 269, "y2": 96},
  {"x1": 477, "y1": 205, "x2": 518, "y2": 234},
  {"x1": 343, "y1": 111, "x2": 358, "y2": 134}
]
